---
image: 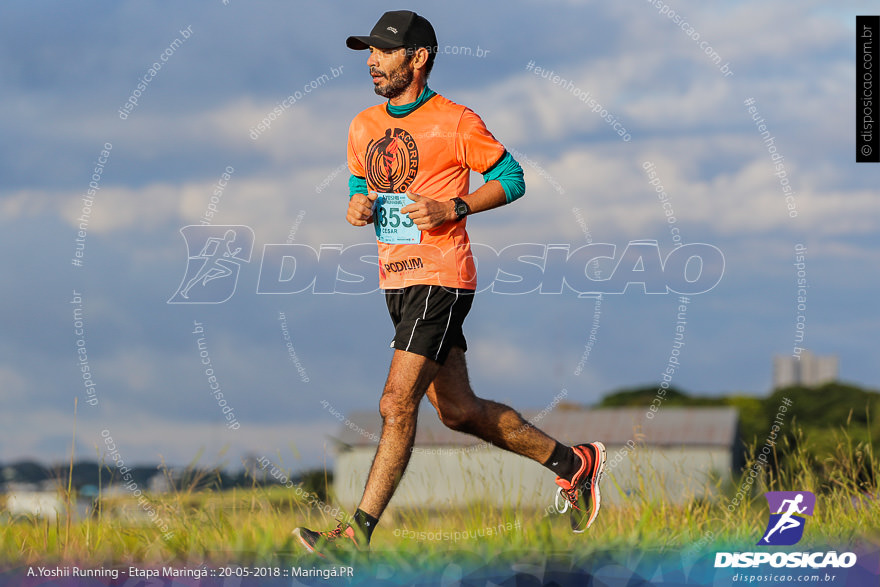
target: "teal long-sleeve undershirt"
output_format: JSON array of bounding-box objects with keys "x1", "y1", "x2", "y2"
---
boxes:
[
  {"x1": 483, "y1": 150, "x2": 525, "y2": 204},
  {"x1": 348, "y1": 150, "x2": 524, "y2": 203}
]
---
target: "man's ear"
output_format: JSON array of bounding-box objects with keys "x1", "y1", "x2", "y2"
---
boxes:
[{"x1": 412, "y1": 46, "x2": 430, "y2": 71}]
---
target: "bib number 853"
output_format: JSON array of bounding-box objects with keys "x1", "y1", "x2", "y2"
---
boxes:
[
  {"x1": 378, "y1": 206, "x2": 414, "y2": 229},
  {"x1": 374, "y1": 193, "x2": 421, "y2": 244}
]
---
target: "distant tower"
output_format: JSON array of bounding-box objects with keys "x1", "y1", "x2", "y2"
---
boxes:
[
  {"x1": 242, "y1": 454, "x2": 264, "y2": 481},
  {"x1": 773, "y1": 351, "x2": 838, "y2": 389}
]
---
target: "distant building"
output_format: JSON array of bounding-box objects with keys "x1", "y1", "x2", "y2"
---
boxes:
[
  {"x1": 148, "y1": 472, "x2": 172, "y2": 494},
  {"x1": 5, "y1": 484, "x2": 65, "y2": 521},
  {"x1": 774, "y1": 351, "x2": 838, "y2": 389},
  {"x1": 333, "y1": 407, "x2": 740, "y2": 510},
  {"x1": 4, "y1": 483, "x2": 96, "y2": 521}
]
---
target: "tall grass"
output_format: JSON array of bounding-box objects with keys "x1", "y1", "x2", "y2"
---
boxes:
[{"x1": 1, "y1": 422, "x2": 877, "y2": 567}]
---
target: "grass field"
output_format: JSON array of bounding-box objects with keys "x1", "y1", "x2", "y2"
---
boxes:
[{"x1": 1, "y1": 426, "x2": 878, "y2": 572}]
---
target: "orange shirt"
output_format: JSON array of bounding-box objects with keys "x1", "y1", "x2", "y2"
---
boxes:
[{"x1": 347, "y1": 93, "x2": 506, "y2": 289}]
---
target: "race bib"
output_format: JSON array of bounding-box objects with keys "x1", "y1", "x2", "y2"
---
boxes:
[{"x1": 373, "y1": 192, "x2": 421, "y2": 244}]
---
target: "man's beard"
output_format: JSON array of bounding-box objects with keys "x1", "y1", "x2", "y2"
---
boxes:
[{"x1": 372, "y1": 61, "x2": 414, "y2": 99}]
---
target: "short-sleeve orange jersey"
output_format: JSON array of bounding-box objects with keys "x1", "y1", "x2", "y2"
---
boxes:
[{"x1": 347, "y1": 93, "x2": 506, "y2": 290}]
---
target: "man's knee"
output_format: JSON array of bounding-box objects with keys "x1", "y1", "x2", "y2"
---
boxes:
[
  {"x1": 438, "y1": 400, "x2": 483, "y2": 433},
  {"x1": 379, "y1": 391, "x2": 419, "y2": 425}
]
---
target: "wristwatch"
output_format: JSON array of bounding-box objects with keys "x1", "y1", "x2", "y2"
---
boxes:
[{"x1": 451, "y1": 197, "x2": 470, "y2": 220}]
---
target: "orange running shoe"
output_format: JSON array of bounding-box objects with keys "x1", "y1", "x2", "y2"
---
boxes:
[
  {"x1": 554, "y1": 441, "x2": 607, "y2": 532},
  {"x1": 292, "y1": 522, "x2": 365, "y2": 558}
]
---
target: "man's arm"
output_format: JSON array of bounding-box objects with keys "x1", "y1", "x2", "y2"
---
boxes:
[
  {"x1": 482, "y1": 150, "x2": 526, "y2": 204},
  {"x1": 401, "y1": 149, "x2": 525, "y2": 230},
  {"x1": 347, "y1": 192, "x2": 377, "y2": 226},
  {"x1": 346, "y1": 119, "x2": 377, "y2": 227},
  {"x1": 460, "y1": 178, "x2": 510, "y2": 214},
  {"x1": 400, "y1": 180, "x2": 507, "y2": 231},
  {"x1": 346, "y1": 174, "x2": 376, "y2": 226}
]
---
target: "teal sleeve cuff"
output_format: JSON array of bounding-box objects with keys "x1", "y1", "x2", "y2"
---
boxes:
[
  {"x1": 349, "y1": 174, "x2": 367, "y2": 199},
  {"x1": 482, "y1": 151, "x2": 525, "y2": 203}
]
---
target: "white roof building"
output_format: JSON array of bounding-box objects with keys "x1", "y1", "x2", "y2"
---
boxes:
[{"x1": 333, "y1": 407, "x2": 740, "y2": 510}]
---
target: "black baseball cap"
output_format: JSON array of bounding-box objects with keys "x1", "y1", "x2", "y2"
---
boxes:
[{"x1": 346, "y1": 10, "x2": 437, "y2": 52}]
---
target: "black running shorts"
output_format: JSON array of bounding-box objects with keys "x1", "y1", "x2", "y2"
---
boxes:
[{"x1": 384, "y1": 285, "x2": 475, "y2": 364}]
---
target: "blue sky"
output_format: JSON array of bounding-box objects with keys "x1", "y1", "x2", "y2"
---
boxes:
[{"x1": 0, "y1": 0, "x2": 876, "y2": 471}]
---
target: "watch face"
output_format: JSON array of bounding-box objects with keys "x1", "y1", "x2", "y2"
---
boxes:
[{"x1": 455, "y1": 199, "x2": 468, "y2": 217}]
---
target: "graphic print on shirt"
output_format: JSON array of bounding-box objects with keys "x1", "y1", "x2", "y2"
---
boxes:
[{"x1": 365, "y1": 128, "x2": 419, "y2": 192}]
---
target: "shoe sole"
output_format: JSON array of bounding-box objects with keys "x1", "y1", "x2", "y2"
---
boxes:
[
  {"x1": 292, "y1": 528, "x2": 327, "y2": 559},
  {"x1": 574, "y1": 441, "x2": 607, "y2": 533}
]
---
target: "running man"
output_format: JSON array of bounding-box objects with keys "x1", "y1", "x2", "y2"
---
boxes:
[
  {"x1": 180, "y1": 229, "x2": 242, "y2": 299},
  {"x1": 762, "y1": 493, "x2": 807, "y2": 543},
  {"x1": 294, "y1": 10, "x2": 605, "y2": 557}
]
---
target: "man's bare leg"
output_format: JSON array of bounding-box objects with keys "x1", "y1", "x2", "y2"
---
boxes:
[
  {"x1": 424, "y1": 347, "x2": 606, "y2": 532},
  {"x1": 292, "y1": 349, "x2": 441, "y2": 553},
  {"x1": 356, "y1": 349, "x2": 440, "y2": 520},
  {"x1": 294, "y1": 347, "x2": 601, "y2": 554},
  {"x1": 425, "y1": 347, "x2": 557, "y2": 462}
]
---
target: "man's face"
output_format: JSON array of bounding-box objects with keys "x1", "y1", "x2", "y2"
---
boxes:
[{"x1": 367, "y1": 46, "x2": 414, "y2": 99}]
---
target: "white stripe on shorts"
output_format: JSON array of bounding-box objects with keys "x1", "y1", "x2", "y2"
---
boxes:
[
  {"x1": 405, "y1": 285, "x2": 432, "y2": 353},
  {"x1": 434, "y1": 289, "x2": 459, "y2": 361}
]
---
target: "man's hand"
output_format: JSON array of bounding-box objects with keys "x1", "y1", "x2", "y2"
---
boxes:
[
  {"x1": 400, "y1": 192, "x2": 455, "y2": 231},
  {"x1": 347, "y1": 192, "x2": 378, "y2": 226}
]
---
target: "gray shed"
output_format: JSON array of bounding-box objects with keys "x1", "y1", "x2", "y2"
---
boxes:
[{"x1": 333, "y1": 407, "x2": 739, "y2": 510}]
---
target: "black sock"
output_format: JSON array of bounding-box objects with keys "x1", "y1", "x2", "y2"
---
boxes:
[
  {"x1": 353, "y1": 509, "x2": 379, "y2": 543},
  {"x1": 543, "y1": 442, "x2": 581, "y2": 481}
]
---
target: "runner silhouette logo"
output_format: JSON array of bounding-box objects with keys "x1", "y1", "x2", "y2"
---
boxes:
[
  {"x1": 759, "y1": 491, "x2": 815, "y2": 546},
  {"x1": 365, "y1": 128, "x2": 419, "y2": 193},
  {"x1": 168, "y1": 225, "x2": 254, "y2": 304}
]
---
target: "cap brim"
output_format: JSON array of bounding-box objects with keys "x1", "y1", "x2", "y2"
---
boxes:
[{"x1": 346, "y1": 35, "x2": 402, "y2": 50}]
